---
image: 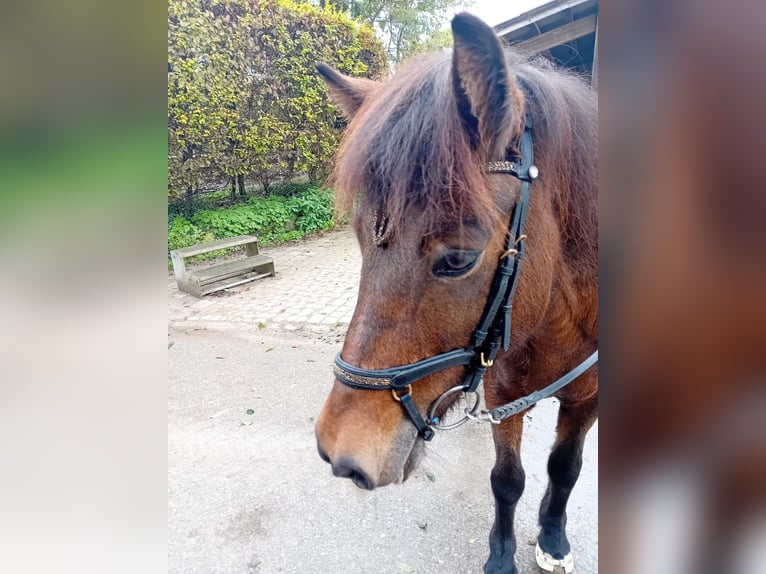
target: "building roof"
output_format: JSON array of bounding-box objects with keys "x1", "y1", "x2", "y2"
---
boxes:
[{"x1": 495, "y1": 0, "x2": 598, "y2": 81}]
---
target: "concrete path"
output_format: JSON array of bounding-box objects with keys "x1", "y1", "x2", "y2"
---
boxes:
[{"x1": 168, "y1": 228, "x2": 598, "y2": 574}]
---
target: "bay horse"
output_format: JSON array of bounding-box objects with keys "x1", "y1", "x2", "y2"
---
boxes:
[{"x1": 315, "y1": 13, "x2": 597, "y2": 574}]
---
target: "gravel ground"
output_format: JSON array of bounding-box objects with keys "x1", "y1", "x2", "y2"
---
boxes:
[{"x1": 168, "y1": 326, "x2": 598, "y2": 574}]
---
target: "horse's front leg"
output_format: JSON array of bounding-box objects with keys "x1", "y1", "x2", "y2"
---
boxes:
[
  {"x1": 484, "y1": 414, "x2": 525, "y2": 574},
  {"x1": 536, "y1": 392, "x2": 598, "y2": 573}
]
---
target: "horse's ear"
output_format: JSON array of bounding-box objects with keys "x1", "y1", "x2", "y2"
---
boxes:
[
  {"x1": 316, "y1": 63, "x2": 380, "y2": 119},
  {"x1": 450, "y1": 13, "x2": 524, "y2": 159}
]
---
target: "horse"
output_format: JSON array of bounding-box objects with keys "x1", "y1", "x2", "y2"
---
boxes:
[{"x1": 314, "y1": 13, "x2": 598, "y2": 574}]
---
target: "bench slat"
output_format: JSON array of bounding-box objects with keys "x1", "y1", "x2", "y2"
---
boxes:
[
  {"x1": 172, "y1": 235, "x2": 260, "y2": 258},
  {"x1": 189, "y1": 255, "x2": 273, "y2": 285},
  {"x1": 200, "y1": 272, "x2": 273, "y2": 296}
]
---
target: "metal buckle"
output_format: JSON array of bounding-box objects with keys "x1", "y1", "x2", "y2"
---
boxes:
[
  {"x1": 480, "y1": 352, "x2": 494, "y2": 367},
  {"x1": 391, "y1": 385, "x2": 413, "y2": 402},
  {"x1": 500, "y1": 234, "x2": 528, "y2": 259},
  {"x1": 464, "y1": 408, "x2": 501, "y2": 425},
  {"x1": 500, "y1": 248, "x2": 518, "y2": 260}
]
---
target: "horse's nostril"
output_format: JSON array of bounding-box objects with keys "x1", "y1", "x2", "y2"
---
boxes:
[
  {"x1": 331, "y1": 456, "x2": 375, "y2": 490},
  {"x1": 316, "y1": 442, "x2": 330, "y2": 464},
  {"x1": 349, "y1": 469, "x2": 374, "y2": 491}
]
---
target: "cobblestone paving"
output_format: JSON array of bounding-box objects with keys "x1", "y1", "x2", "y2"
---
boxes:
[{"x1": 168, "y1": 228, "x2": 361, "y2": 341}]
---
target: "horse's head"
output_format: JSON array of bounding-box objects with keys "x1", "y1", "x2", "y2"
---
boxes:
[{"x1": 315, "y1": 14, "x2": 536, "y2": 489}]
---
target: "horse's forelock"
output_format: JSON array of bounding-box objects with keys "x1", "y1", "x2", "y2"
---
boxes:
[{"x1": 330, "y1": 51, "x2": 499, "y2": 240}]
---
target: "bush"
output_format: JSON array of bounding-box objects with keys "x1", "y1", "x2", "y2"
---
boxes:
[
  {"x1": 192, "y1": 198, "x2": 293, "y2": 240},
  {"x1": 168, "y1": 0, "x2": 388, "y2": 198},
  {"x1": 190, "y1": 186, "x2": 334, "y2": 243},
  {"x1": 168, "y1": 186, "x2": 336, "y2": 265},
  {"x1": 168, "y1": 216, "x2": 215, "y2": 253},
  {"x1": 168, "y1": 196, "x2": 211, "y2": 220},
  {"x1": 287, "y1": 187, "x2": 334, "y2": 233},
  {"x1": 269, "y1": 181, "x2": 313, "y2": 198}
]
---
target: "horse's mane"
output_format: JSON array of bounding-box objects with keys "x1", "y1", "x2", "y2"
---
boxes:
[{"x1": 330, "y1": 49, "x2": 597, "y2": 250}]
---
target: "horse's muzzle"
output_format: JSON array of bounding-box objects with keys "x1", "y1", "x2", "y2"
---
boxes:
[{"x1": 317, "y1": 437, "x2": 377, "y2": 489}]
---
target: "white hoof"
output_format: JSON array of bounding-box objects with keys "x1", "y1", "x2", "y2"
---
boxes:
[{"x1": 535, "y1": 542, "x2": 574, "y2": 573}]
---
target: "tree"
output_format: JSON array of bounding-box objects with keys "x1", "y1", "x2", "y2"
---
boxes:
[
  {"x1": 404, "y1": 28, "x2": 453, "y2": 59},
  {"x1": 326, "y1": 0, "x2": 468, "y2": 63}
]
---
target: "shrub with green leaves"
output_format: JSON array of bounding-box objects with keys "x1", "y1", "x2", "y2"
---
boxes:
[
  {"x1": 168, "y1": 216, "x2": 214, "y2": 253},
  {"x1": 286, "y1": 187, "x2": 334, "y2": 233},
  {"x1": 269, "y1": 181, "x2": 312, "y2": 198},
  {"x1": 168, "y1": 186, "x2": 336, "y2": 264},
  {"x1": 192, "y1": 197, "x2": 293, "y2": 241},
  {"x1": 168, "y1": 0, "x2": 388, "y2": 198}
]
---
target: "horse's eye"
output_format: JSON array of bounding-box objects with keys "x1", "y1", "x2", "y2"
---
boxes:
[{"x1": 433, "y1": 249, "x2": 481, "y2": 277}]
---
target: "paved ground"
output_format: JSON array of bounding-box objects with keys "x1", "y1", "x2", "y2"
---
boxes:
[
  {"x1": 168, "y1": 228, "x2": 598, "y2": 574},
  {"x1": 169, "y1": 228, "x2": 362, "y2": 343}
]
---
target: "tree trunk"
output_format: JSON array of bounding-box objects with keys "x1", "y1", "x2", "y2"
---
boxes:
[
  {"x1": 368, "y1": 2, "x2": 385, "y2": 24},
  {"x1": 237, "y1": 174, "x2": 246, "y2": 197},
  {"x1": 286, "y1": 158, "x2": 295, "y2": 182},
  {"x1": 230, "y1": 176, "x2": 236, "y2": 200},
  {"x1": 395, "y1": 27, "x2": 405, "y2": 63},
  {"x1": 260, "y1": 174, "x2": 271, "y2": 195}
]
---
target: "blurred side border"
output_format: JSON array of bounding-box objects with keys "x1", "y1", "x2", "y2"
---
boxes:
[
  {"x1": 600, "y1": 0, "x2": 766, "y2": 572},
  {"x1": 0, "y1": 1, "x2": 168, "y2": 573}
]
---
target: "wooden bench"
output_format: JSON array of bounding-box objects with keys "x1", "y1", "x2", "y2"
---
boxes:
[{"x1": 170, "y1": 235, "x2": 275, "y2": 297}]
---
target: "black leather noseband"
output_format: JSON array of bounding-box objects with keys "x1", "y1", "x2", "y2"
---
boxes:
[{"x1": 333, "y1": 114, "x2": 597, "y2": 440}]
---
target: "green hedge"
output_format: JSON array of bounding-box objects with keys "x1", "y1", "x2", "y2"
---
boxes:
[{"x1": 168, "y1": 0, "x2": 388, "y2": 197}]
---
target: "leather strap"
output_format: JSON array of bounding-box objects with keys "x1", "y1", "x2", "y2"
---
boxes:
[
  {"x1": 334, "y1": 348, "x2": 476, "y2": 390},
  {"x1": 489, "y1": 351, "x2": 598, "y2": 421},
  {"x1": 398, "y1": 392, "x2": 435, "y2": 441}
]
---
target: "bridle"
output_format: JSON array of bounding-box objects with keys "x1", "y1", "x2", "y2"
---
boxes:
[{"x1": 333, "y1": 113, "x2": 598, "y2": 441}]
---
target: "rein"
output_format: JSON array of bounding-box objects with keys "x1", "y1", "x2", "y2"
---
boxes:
[{"x1": 333, "y1": 114, "x2": 598, "y2": 441}]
